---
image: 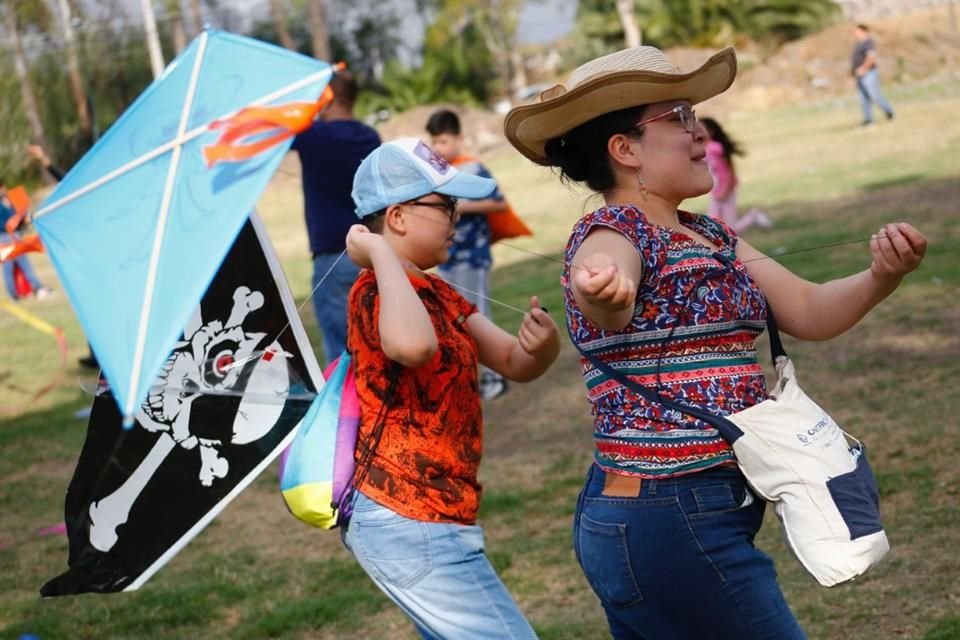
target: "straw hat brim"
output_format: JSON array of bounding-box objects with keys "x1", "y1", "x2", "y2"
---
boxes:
[{"x1": 504, "y1": 47, "x2": 737, "y2": 165}]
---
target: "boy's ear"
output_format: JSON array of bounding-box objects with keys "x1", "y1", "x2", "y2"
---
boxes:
[{"x1": 384, "y1": 204, "x2": 407, "y2": 235}]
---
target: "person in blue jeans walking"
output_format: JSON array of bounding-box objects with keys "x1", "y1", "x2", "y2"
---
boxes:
[
  {"x1": 291, "y1": 71, "x2": 380, "y2": 364},
  {"x1": 505, "y1": 44, "x2": 926, "y2": 639},
  {"x1": 852, "y1": 23, "x2": 895, "y2": 126}
]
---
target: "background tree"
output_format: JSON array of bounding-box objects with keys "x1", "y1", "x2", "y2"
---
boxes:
[
  {"x1": 307, "y1": 0, "x2": 331, "y2": 61},
  {"x1": 53, "y1": 0, "x2": 92, "y2": 142},
  {"x1": 268, "y1": 0, "x2": 295, "y2": 50},
  {"x1": 616, "y1": 0, "x2": 641, "y2": 47},
  {"x1": 1, "y1": 0, "x2": 50, "y2": 153},
  {"x1": 163, "y1": 0, "x2": 188, "y2": 54}
]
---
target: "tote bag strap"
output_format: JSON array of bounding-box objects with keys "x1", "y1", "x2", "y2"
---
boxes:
[{"x1": 567, "y1": 251, "x2": 787, "y2": 446}]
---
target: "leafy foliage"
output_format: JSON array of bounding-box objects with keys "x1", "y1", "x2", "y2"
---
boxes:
[{"x1": 567, "y1": 0, "x2": 841, "y2": 66}]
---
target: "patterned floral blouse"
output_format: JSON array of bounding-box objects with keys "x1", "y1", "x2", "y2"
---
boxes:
[{"x1": 562, "y1": 205, "x2": 769, "y2": 478}]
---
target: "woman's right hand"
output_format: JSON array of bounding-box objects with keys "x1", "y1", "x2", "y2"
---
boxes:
[
  {"x1": 345, "y1": 224, "x2": 387, "y2": 269},
  {"x1": 573, "y1": 252, "x2": 637, "y2": 312}
]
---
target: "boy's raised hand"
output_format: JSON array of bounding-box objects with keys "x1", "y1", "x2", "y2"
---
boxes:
[
  {"x1": 518, "y1": 296, "x2": 560, "y2": 360},
  {"x1": 346, "y1": 224, "x2": 389, "y2": 269},
  {"x1": 573, "y1": 252, "x2": 637, "y2": 312}
]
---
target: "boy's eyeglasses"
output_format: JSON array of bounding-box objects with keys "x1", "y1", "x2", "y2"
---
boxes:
[
  {"x1": 405, "y1": 198, "x2": 459, "y2": 224},
  {"x1": 634, "y1": 105, "x2": 698, "y2": 133}
]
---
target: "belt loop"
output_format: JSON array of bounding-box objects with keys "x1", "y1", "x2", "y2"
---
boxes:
[{"x1": 647, "y1": 479, "x2": 658, "y2": 496}]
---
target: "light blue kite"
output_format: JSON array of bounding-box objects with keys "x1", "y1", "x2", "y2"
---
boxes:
[{"x1": 33, "y1": 30, "x2": 335, "y2": 426}]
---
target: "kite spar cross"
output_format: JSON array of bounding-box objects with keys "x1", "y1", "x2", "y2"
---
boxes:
[{"x1": 31, "y1": 30, "x2": 338, "y2": 428}]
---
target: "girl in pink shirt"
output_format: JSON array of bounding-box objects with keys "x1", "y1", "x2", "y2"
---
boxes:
[{"x1": 703, "y1": 117, "x2": 772, "y2": 233}]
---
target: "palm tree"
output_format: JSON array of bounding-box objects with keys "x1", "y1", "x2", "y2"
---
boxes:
[
  {"x1": 164, "y1": 0, "x2": 188, "y2": 54},
  {"x1": 268, "y1": 0, "x2": 295, "y2": 50},
  {"x1": 616, "y1": 0, "x2": 641, "y2": 47},
  {"x1": 0, "y1": 1, "x2": 49, "y2": 150},
  {"x1": 187, "y1": 0, "x2": 203, "y2": 36},
  {"x1": 54, "y1": 0, "x2": 93, "y2": 140},
  {"x1": 307, "y1": 0, "x2": 331, "y2": 60}
]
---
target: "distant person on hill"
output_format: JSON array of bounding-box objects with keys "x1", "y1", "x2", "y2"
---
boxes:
[
  {"x1": 292, "y1": 71, "x2": 381, "y2": 364},
  {"x1": 426, "y1": 109, "x2": 510, "y2": 401},
  {"x1": 851, "y1": 23, "x2": 895, "y2": 127},
  {"x1": 701, "y1": 117, "x2": 772, "y2": 233}
]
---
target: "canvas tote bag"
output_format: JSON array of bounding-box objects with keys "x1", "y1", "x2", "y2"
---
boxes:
[{"x1": 574, "y1": 310, "x2": 889, "y2": 587}]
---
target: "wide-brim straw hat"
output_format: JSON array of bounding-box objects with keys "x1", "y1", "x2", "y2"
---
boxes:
[{"x1": 504, "y1": 46, "x2": 737, "y2": 165}]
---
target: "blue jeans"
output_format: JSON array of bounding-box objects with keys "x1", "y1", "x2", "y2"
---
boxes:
[
  {"x1": 438, "y1": 262, "x2": 503, "y2": 385},
  {"x1": 311, "y1": 252, "x2": 360, "y2": 365},
  {"x1": 1, "y1": 232, "x2": 43, "y2": 299},
  {"x1": 573, "y1": 464, "x2": 806, "y2": 640},
  {"x1": 856, "y1": 69, "x2": 894, "y2": 123},
  {"x1": 342, "y1": 492, "x2": 538, "y2": 640}
]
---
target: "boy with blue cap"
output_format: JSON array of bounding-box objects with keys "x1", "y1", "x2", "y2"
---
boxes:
[{"x1": 341, "y1": 138, "x2": 559, "y2": 639}]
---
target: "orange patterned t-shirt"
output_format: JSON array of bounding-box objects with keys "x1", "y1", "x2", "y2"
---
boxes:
[{"x1": 347, "y1": 269, "x2": 483, "y2": 524}]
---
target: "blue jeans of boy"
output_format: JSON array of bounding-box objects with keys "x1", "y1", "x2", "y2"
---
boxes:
[
  {"x1": 342, "y1": 492, "x2": 537, "y2": 640},
  {"x1": 573, "y1": 464, "x2": 807, "y2": 640},
  {"x1": 856, "y1": 69, "x2": 894, "y2": 124},
  {"x1": 311, "y1": 252, "x2": 360, "y2": 365}
]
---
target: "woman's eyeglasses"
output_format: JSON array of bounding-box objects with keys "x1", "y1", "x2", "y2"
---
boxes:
[
  {"x1": 634, "y1": 105, "x2": 698, "y2": 133},
  {"x1": 405, "y1": 198, "x2": 460, "y2": 224}
]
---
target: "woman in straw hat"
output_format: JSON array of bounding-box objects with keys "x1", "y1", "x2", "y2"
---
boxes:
[{"x1": 505, "y1": 46, "x2": 925, "y2": 639}]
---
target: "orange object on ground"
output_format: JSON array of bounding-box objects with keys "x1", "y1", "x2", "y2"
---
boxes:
[
  {"x1": 450, "y1": 154, "x2": 532, "y2": 244},
  {"x1": 0, "y1": 233, "x2": 44, "y2": 263},
  {"x1": 203, "y1": 66, "x2": 343, "y2": 167}
]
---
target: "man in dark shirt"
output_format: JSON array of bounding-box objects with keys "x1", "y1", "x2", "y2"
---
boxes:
[
  {"x1": 851, "y1": 24, "x2": 894, "y2": 126},
  {"x1": 291, "y1": 72, "x2": 381, "y2": 363}
]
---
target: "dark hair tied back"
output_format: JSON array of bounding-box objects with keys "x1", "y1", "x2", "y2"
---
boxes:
[{"x1": 543, "y1": 105, "x2": 648, "y2": 193}]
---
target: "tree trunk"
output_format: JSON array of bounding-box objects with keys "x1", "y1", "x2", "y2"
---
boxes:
[
  {"x1": 616, "y1": 0, "x2": 642, "y2": 48},
  {"x1": 3, "y1": 6, "x2": 49, "y2": 150},
  {"x1": 165, "y1": 0, "x2": 187, "y2": 53},
  {"x1": 268, "y1": 0, "x2": 295, "y2": 50},
  {"x1": 55, "y1": 0, "x2": 92, "y2": 139},
  {"x1": 187, "y1": 0, "x2": 203, "y2": 36},
  {"x1": 508, "y1": 48, "x2": 527, "y2": 96},
  {"x1": 140, "y1": 0, "x2": 165, "y2": 77},
  {"x1": 307, "y1": 0, "x2": 330, "y2": 61}
]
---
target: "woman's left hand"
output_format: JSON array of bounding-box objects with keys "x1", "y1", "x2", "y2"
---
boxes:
[{"x1": 870, "y1": 222, "x2": 926, "y2": 281}]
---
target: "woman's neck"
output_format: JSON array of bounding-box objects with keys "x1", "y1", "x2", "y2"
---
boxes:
[{"x1": 604, "y1": 186, "x2": 681, "y2": 227}]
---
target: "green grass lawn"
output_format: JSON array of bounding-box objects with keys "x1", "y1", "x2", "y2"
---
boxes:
[{"x1": 2, "y1": 77, "x2": 959, "y2": 639}]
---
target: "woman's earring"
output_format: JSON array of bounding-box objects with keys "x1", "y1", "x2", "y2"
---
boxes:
[{"x1": 636, "y1": 168, "x2": 648, "y2": 199}]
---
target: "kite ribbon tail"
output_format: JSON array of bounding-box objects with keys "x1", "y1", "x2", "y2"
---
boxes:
[
  {"x1": 203, "y1": 82, "x2": 337, "y2": 167},
  {"x1": 0, "y1": 299, "x2": 68, "y2": 403}
]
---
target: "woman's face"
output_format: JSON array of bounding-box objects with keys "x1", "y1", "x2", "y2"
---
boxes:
[{"x1": 632, "y1": 100, "x2": 713, "y2": 202}]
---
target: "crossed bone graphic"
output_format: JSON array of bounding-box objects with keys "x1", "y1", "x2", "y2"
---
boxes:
[{"x1": 88, "y1": 286, "x2": 291, "y2": 552}]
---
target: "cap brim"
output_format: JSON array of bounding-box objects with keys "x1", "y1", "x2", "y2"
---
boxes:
[
  {"x1": 504, "y1": 47, "x2": 737, "y2": 165},
  {"x1": 434, "y1": 172, "x2": 497, "y2": 200}
]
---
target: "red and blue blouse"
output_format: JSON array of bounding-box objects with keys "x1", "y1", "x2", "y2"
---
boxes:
[{"x1": 562, "y1": 205, "x2": 769, "y2": 478}]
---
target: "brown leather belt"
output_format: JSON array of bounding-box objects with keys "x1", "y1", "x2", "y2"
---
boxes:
[{"x1": 602, "y1": 473, "x2": 643, "y2": 497}]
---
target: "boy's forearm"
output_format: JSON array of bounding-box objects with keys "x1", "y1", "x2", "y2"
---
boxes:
[
  {"x1": 369, "y1": 249, "x2": 438, "y2": 364},
  {"x1": 503, "y1": 339, "x2": 559, "y2": 382}
]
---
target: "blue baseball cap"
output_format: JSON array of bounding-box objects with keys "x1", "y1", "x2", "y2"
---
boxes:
[{"x1": 352, "y1": 138, "x2": 497, "y2": 218}]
